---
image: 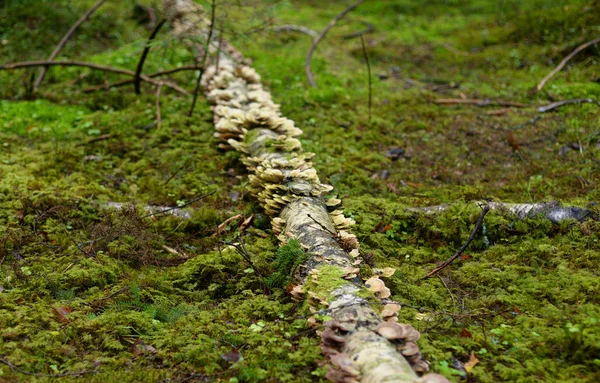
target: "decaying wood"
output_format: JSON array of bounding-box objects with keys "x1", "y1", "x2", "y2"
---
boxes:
[
  {"x1": 164, "y1": 1, "x2": 447, "y2": 382},
  {"x1": 33, "y1": 0, "x2": 108, "y2": 91},
  {"x1": 536, "y1": 37, "x2": 600, "y2": 92},
  {"x1": 410, "y1": 201, "x2": 595, "y2": 224}
]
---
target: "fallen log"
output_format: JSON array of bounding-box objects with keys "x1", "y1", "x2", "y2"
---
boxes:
[{"x1": 164, "y1": 1, "x2": 447, "y2": 382}]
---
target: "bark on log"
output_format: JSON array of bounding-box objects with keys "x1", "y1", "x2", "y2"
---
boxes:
[{"x1": 163, "y1": 1, "x2": 448, "y2": 382}]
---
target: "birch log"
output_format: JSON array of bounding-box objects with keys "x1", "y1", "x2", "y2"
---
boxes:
[{"x1": 164, "y1": 1, "x2": 448, "y2": 382}]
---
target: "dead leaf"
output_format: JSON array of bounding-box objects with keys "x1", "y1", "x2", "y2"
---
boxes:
[
  {"x1": 221, "y1": 348, "x2": 242, "y2": 363},
  {"x1": 216, "y1": 214, "x2": 243, "y2": 234},
  {"x1": 239, "y1": 214, "x2": 254, "y2": 231},
  {"x1": 52, "y1": 306, "x2": 72, "y2": 323},
  {"x1": 459, "y1": 328, "x2": 472, "y2": 338},
  {"x1": 133, "y1": 340, "x2": 157, "y2": 356},
  {"x1": 406, "y1": 182, "x2": 424, "y2": 188},
  {"x1": 464, "y1": 352, "x2": 479, "y2": 373}
]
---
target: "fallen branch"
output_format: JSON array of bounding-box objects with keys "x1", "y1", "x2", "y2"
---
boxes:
[
  {"x1": 537, "y1": 98, "x2": 596, "y2": 113},
  {"x1": 409, "y1": 201, "x2": 595, "y2": 224},
  {"x1": 271, "y1": 24, "x2": 318, "y2": 38},
  {"x1": 82, "y1": 65, "x2": 202, "y2": 93},
  {"x1": 434, "y1": 98, "x2": 530, "y2": 108},
  {"x1": 305, "y1": 0, "x2": 365, "y2": 87},
  {"x1": 134, "y1": 18, "x2": 167, "y2": 94},
  {"x1": 537, "y1": 37, "x2": 600, "y2": 92},
  {"x1": 1, "y1": 60, "x2": 189, "y2": 95},
  {"x1": 33, "y1": 0, "x2": 108, "y2": 90},
  {"x1": 423, "y1": 205, "x2": 491, "y2": 279}
]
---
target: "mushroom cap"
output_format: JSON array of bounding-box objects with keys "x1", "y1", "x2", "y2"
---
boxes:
[
  {"x1": 418, "y1": 373, "x2": 451, "y2": 383},
  {"x1": 381, "y1": 303, "x2": 401, "y2": 318},
  {"x1": 365, "y1": 277, "x2": 386, "y2": 293},
  {"x1": 401, "y1": 342, "x2": 420, "y2": 356},
  {"x1": 376, "y1": 322, "x2": 407, "y2": 340}
]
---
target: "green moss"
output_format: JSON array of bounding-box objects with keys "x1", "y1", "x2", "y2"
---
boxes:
[{"x1": 1, "y1": 0, "x2": 600, "y2": 381}]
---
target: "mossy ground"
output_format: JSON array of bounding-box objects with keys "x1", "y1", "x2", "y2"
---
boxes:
[{"x1": 1, "y1": 0, "x2": 599, "y2": 382}]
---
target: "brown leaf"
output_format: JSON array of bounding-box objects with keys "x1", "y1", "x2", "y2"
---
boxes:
[
  {"x1": 386, "y1": 182, "x2": 398, "y2": 193},
  {"x1": 507, "y1": 132, "x2": 520, "y2": 151},
  {"x1": 239, "y1": 214, "x2": 254, "y2": 231},
  {"x1": 52, "y1": 306, "x2": 72, "y2": 323},
  {"x1": 216, "y1": 214, "x2": 243, "y2": 234},
  {"x1": 221, "y1": 348, "x2": 242, "y2": 363},
  {"x1": 459, "y1": 328, "x2": 472, "y2": 338}
]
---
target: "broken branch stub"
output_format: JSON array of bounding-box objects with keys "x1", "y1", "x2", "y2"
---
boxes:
[{"x1": 164, "y1": 1, "x2": 450, "y2": 382}]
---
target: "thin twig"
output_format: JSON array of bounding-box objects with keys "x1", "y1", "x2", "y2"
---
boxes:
[
  {"x1": 537, "y1": 37, "x2": 600, "y2": 92},
  {"x1": 360, "y1": 34, "x2": 372, "y2": 122},
  {"x1": 34, "y1": 0, "x2": 107, "y2": 90},
  {"x1": 82, "y1": 65, "x2": 202, "y2": 92},
  {"x1": 343, "y1": 21, "x2": 374, "y2": 40},
  {"x1": 305, "y1": 0, "x2": 365, "y2": 87},
  {"x1": 134, "y1": 18, "x2": 166, "y2": 94},
  {"x1": 155, "y1": 83, "x2": 164, "y2": 127},
  {"x1": 537, "y1": 98, "x2": 596, "y2": 113},
  {"x1": 1, "y1": 60, "x2": 188, "y2": 95},
  {"x1": 423, "y1": 205, "x2": 491, "y2": 279},
  {"x1": 437, "y1": 275, "x2": 457, "y2": 308},
  {"x1": 0, "y1": 357, "x2": 94, "y2": 378},
  {"x1": 271, "y1": 24, "x2": 318, "y2": 38},
  {"x1": 434, "y1": 98, "x2": 530, "y2": 108},
  {"x1": 140, "y1": 191, "x2": 215, "y2": 219},
  {"x1": 188, "y1": 0, "x2": 216, "y2": 117}
]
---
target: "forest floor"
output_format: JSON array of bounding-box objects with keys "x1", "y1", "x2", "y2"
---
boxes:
[{"x1": 1, "y1": 0, "x2": 599, "y2": 382}]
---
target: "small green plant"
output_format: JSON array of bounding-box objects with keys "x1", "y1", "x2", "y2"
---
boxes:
[{"x1": 265, "y1": 239, "x2": 307, "y2": 289}]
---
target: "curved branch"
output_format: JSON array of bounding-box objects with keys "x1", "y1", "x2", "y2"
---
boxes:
[
  {"x1": 305, "y1": 0, "x2": 365, "y2": 88},
  {"x1": 537, "y1": 37, "x2": 600, "y2": 92}
]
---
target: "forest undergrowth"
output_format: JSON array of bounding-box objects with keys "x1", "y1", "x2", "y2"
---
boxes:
[{"x1": 0, "y1": 0, "x2": 599, "y2": 382}]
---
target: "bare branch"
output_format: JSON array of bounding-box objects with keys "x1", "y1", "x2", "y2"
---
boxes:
[
  {"x1": 34, "y1": 0, "x2": 108, "y2": 91},
  {"x1": 1, "y1": 60, "x2": 189, "y2": 95},
  {"x1": 134, "y1": 18, "x2": 167, "y2": 94},
  {"x1": 82, "y1": 65, "x2": 202, "y2": 93},
  {"x1": 537, "y1": 37, "x2": 600, "y2": 92},
  {"x1": 305, "y1": 0, "x2": 365, "y2": 87},
  {"x1": 423, "y1": 205, "x2": 491, "y2": 279},
  {"x1": 537, "y1": 98, "x2": 596, "y2": 113}
]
